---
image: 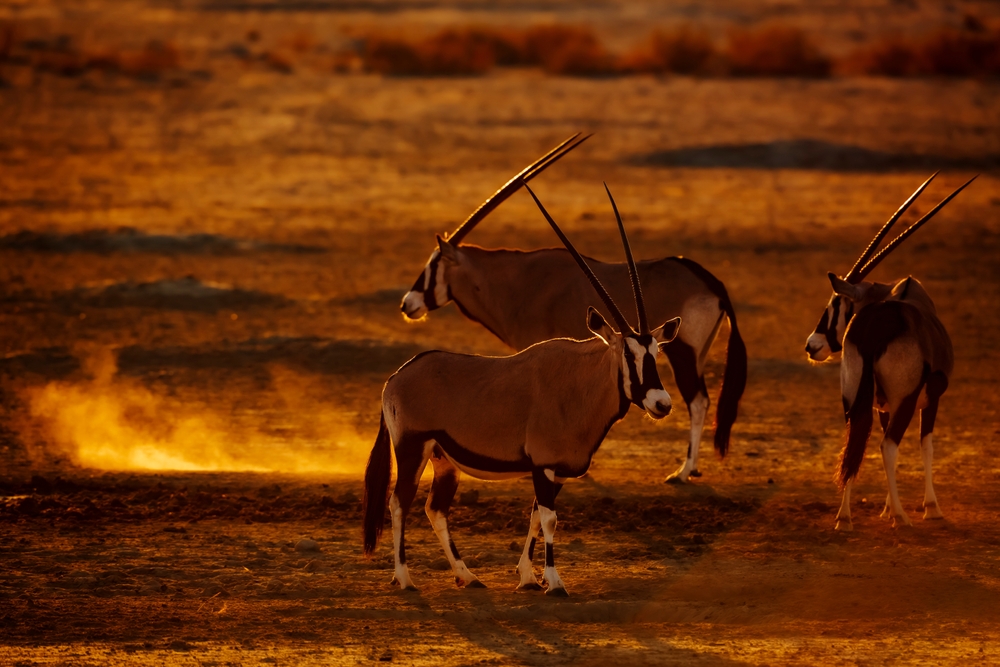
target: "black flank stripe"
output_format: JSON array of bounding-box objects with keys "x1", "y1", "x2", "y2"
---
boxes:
[
  {"x1": 827, "y1": 298, "x2": 842, "y2": 353},
  {"x1": 424, "y1": 258, "x2": 439, "y2": 309}
]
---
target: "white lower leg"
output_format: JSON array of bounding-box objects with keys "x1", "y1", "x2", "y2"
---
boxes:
[
  {"x1": 835, "y1": 480, "x2": 853, "y2": 531},
  {"x1": 881, "y1": 439, "x2": 912, "y2": 527},
  {"x1": 426, "y1": 508, "x2": 481, "y2": 587},
  {"x1": 667, "y1": 392, "x2": 708, "y2": 483},
  {"x1": 516, "y1": 506, "x2": 542, "y2": 589},
  {"x1": 389, "y1": 494, "x2": 416, "y2": 589},
  {"x1": 538, "y1": 506, "x2": 566, "y2": 595},
  {"x1": 920, "y1": 433, "x2": 943, "y2": 519}
]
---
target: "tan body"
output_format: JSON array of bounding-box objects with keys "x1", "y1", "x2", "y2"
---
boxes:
[
  {"x1": 442, "y1": 247, "x2": 714, "y2": 351},
  {"x1": 383, "y1": 337, "x2": 627, "y2": 479},
  {"x1": 404, "y1": 244, "x2": 746, "y2": 482}
]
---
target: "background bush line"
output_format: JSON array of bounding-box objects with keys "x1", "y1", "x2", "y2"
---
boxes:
[
  {"x1": 3, "y1": 20, "x2": 999, "y2": 80},
  {"x1": 360, "y1": 22, "x2": 1000, "y2": 79}
]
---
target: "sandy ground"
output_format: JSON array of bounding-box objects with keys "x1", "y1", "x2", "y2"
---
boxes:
[{"x1": 2, "y1": 3, "x2": 1000, "y2": 665}]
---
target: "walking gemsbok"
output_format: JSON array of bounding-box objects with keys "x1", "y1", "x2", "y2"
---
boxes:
[
  {"x1": 804, "y1": 173, "x2": 976, "y2": 530},
  {"x1": 400, "y1": 134, "x2": 746, "y2": 483},
  {"x1": 364, "y1": 184, "x2": 681, "y2": 595}
]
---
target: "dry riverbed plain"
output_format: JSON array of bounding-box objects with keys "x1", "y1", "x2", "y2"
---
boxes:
[{"x1": 2, "y1": 7, "x2": 1000, "y2": 665}]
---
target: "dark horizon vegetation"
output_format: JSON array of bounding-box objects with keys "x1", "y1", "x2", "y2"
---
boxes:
[{"x1": 2, "y1": 17, "x2": 1000, "y2": 81}]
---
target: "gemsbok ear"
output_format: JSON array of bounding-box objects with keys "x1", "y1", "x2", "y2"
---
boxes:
[
  {"x1": 586, "y1": 306, "x2": 614, "y2": 344},
  {"x1": 653, "y1": 317, "x2": 681, "y2": 347},
  {"x1": 828, "y1": 272, "x2": 861, "y2": 301},
  {"x1": 436, "y1": 235, "x2": 460, "y2": 263}
]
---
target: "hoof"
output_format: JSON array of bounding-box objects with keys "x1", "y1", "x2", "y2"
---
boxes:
[
  {"x1": 664, "y1": 474, "x2": 688, "y2": 485},
  {"x1": 516, "y1": 582, "x2": 543, "y2": 592},
  {"x1": 834, "y1": 519, "x2": 853, "y2": 532},
  {"x1": 464, "y1": 579, "x2": 487, "y2": 589},
  {"x1": 545, "y1": 586, "x2": 569, "y2": 597},
  {"x1": 892, "y1": 515, "x2": 913, "y2": 528},
  {"x1": 689, "y1": 469, "x2": 702, "y2": 478},
  {"x1": 923, "y1": 503, "x2": 944, "y2": 520}
]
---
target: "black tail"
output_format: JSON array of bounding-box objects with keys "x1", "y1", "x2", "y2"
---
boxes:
[
  {"x1": 671, "y1": 257, "x2": 747, "y2": 458},
  {"x1": 714, "y1": 296, "x2": 747, "y2": 457},
  {"x1": 362, "y1": 413, "x2": 392, "y2": 556},
  {"x1": 839, "y1": 353, "x2": 875, "y2": 488}
]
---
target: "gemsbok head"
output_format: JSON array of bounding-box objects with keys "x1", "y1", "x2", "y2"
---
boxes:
[
  {"x1": 364, "y1": 184, "x2": 681, "y2": 596},
  {"x1": 400, "y1": 134, "x2": 746, "y2": 484},
  {"x1": 803, "y1": 173, "x2": 976, "y2": 530}
]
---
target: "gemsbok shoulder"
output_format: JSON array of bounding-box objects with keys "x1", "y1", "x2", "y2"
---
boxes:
[
  {"x1": 363, "y1": 184, "x2": 681, "y2": 596},
  {"x1": 804, "y1": 173, "x2": 976, "y2": 530},
  {"x1": 400, "y1": 134, "x2": 746, "y2": 483}
]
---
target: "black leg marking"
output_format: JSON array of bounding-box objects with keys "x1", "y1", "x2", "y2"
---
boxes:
[
  {"x1": 531, "y1": 468, "x2": 562, "y2": 510},
  {"x1": 921, "y1": 396, "x2": 940, "y2": 439},
  {"x1": 663, "y1": 339, "x2": 707, "y2": 408},
  {"x1": 921, "y1": 369, "x2": 948, "y2": 438},
  {"x1": 449, "y1": 539, "x2": 461, "y2": 561},
  {"x1": 399, "y1": 533, "x2": 407, "y2": 565},
  {"x1": 878, "y1": 411, "x2": 890, "y2": 434},
  {"x1": 528, "y1": 537, "x2": 536, "y2": 561},
  {"x1": 545, "y1": 542, "x2": 554, "y2": 568},
  {"x1": 886, "y1": 380, "x2": 924, "y2": 445}
]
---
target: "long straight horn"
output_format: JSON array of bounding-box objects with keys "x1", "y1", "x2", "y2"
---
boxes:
[
  {"x1": 858, "y1": 174, "x2": 978, "y2": 280},
  {"x1": 447, "y1": 133, "x2": 592, "y2": 246},
  {"x1": 845, "y1": 172, "x2": 938, "y2": 283},
  {"x1": 524, "y1": 184, "x2": 634, "y2": 335},
  {"x1": 604, "y1": 183, "x2": 648, "y2": 334}
]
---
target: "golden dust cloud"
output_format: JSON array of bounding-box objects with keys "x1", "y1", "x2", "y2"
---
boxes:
[{"x1": 28, "y1": 348, "x2": 373, "y2": 474}]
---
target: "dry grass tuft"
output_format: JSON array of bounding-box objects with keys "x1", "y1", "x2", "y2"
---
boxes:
[
  {"x1": 842, "y1": 27, "x2": 1000, "y2": 76},
  {"x1": 618, "y1": 25, "x2": 716, "y2": 75},
  {"x1": 725, "y1": 25, "x2": 830, "y2": 77},
  {"x1": 26, "y1": 37, "x2": 181, "y2": 78},
  {"x1": 361, "y1": 25, "x2": 613, "y2": 77},
  {"x1": 523, "y1": 25, "x2": 614, "y2": 76}
]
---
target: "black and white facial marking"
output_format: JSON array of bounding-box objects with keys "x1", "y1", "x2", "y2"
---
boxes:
[
  {"x1": 622, "y1": 334, "x2": 672, "y2": 419},
  {"x1": 401, "y1": 248, "x2": 451, "y2": 320},
  {"x1": 805, "y1": 294, "x2": 855, "y2": 362}
]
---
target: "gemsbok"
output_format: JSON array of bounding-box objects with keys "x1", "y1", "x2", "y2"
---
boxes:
[
  {"x1": 401, "y1": 134, "x2": 746, "y2": 483},
  {"x1": 363, "y1": 184, "x2": 681, "y2": 596},
  {"x1": 804, "y1": 173, "x2": 976, "y2": 530}
]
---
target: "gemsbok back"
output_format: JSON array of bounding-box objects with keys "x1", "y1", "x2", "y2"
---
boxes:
[
  {"x1": 363, "y1": 184, "x2": 681, "y2": 596},
  {"x1": 401, "y1": 134, "x2": 746, "y2": 483},
  {"x1": 804, "y1": 173, "x2": 976, "y2": 530}
]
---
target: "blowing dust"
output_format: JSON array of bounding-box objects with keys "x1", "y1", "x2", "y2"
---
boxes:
[{"x1": 27, "y1": 349, "x2": 373, "y2": 474}]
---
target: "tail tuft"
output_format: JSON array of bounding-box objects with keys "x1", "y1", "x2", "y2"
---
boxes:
[
  {"x1": 838, "y1": 350, "x2": 875, "y2": 488},
  {"x1": 362, "y1": 413, "x2": 393, "y2": 556}
]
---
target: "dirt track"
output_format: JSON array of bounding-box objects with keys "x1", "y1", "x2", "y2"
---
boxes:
[{"x1": 2, "y1": 3, "x2": 1000, "y2": 665}]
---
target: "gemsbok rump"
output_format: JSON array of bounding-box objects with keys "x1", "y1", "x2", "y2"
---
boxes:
[
  {"x1": 363, "y1": 184, "x2": 681, "y2": 596},
  {"x1": 401, "y1": 134, "x2": 746, "y2": 483},
  {"x1": 804, "y1": 173, "x2": 976, "y2": 530}
]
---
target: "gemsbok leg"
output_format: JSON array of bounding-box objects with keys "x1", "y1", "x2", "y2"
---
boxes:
[
  {"x1": 877, "y1": 377, "x2": 923, "y2": 528},
  {"x1": 388, "y1": 439, "x2": 429, "y2": 591},
  {"x1": 663, "y1": 339, "x2": 709, "y2": 483},
  {"x1": 920, "y1": 371, "x2": 947, "y2": 520},
  {"x1": 663, "y1": 305, "x2": 725, "y2": 483},
  {"x1": 531, "y1": 468, "x2": 567, "y2": 596},
  {"x1": 424, "y1": 446, "x2": 485, "y2": 588},
  {"x1": 516, "y1": 500, "x2": 543, "y2": 591}
]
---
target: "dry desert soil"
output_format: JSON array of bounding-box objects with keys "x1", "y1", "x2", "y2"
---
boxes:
[{"x1": 1, "y1": 1, "x2": 1000, "y2": 665}]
